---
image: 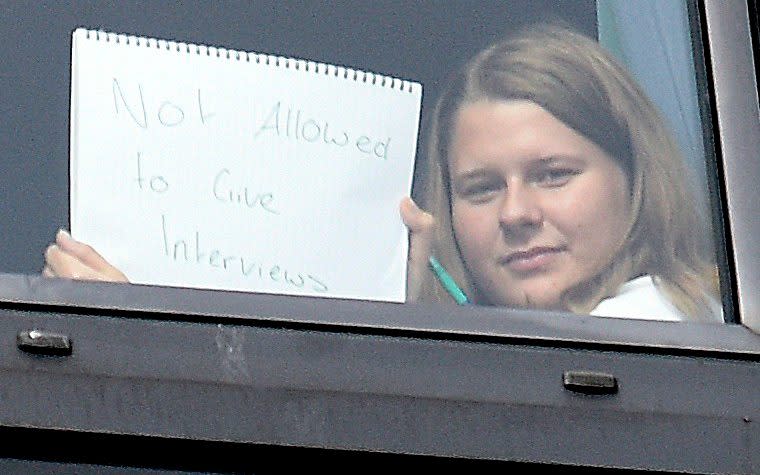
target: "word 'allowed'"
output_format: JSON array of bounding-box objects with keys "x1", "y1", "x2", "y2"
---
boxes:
[{"x1": 254, "y1": 101, "x2": 391, "y2": 160}]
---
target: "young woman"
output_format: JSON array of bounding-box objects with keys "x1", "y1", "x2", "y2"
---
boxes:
[
  {"x1": 46, "y1": 24, "x2": 722, "y2": 321},
  {"x1": 401, "y1": 24, "x2": 721, "y2": 322}
]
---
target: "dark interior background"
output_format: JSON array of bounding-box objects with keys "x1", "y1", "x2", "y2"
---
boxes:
[{"x1": 0, "y1": 0, "x2": 596, "y2": 274}]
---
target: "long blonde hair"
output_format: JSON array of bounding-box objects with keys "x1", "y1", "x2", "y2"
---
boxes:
[{"x1": 417, "y1": 24, "x2": 720, "y2": 321}]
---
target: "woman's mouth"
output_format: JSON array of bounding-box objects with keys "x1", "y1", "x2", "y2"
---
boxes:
[{"x1": 502, "y1": 246, "x2": 565, "y2": 272}]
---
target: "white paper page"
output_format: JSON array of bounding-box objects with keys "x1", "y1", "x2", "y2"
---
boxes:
[{"x1": 70, "y1": 29, "x2": 422, "y2": 302}]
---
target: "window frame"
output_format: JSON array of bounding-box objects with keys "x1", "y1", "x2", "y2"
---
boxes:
[{"x1": 703, "y1": 0, "x2": 760, "y2": 333}]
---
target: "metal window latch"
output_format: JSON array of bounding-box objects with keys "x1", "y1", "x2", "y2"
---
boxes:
[
  {"x1": 563, "y1": 370, "x2": 618, "y2": 395},
  {"x1": 17, "y1": 329, "x2": 73, "y2": 356}
]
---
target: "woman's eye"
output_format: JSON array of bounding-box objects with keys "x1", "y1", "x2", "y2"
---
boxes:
[
  {"x1": 535, "y1": 168, "x2": 577, "y2": 186},
  {"x1": 459, "y1": 182, "x2": 502, "y2": 202}
]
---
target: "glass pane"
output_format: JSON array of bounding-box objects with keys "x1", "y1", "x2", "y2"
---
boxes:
[{"x1": 0, "y1": 0, "x2": 728, "y2": 325}]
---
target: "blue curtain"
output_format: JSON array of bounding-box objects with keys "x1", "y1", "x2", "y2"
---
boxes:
[{"x1": 597, "y1": 0, "x2": 708, "y2": 199}]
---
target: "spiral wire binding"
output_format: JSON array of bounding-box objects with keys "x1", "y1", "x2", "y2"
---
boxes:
[{"x1": 79, "y1": 28, "x2": 417, "y2": 93}]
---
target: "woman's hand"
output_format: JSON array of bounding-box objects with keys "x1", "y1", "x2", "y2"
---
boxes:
[
  {"x1": 400, "y1": 197, "x2": 434, "y2": 302},
  {"x1": 43, "y1": 229, "x2": 129, "y2": 283}
]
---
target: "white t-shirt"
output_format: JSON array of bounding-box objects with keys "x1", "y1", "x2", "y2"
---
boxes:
[{"x1": 590, "y1": 275, "x2": 685, "y2": 322}]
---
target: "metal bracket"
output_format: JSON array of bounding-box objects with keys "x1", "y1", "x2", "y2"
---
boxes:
[
  {"x1": 563, "y1": 370, "x2": 618, "y2": 395},
  {"x1": 17, "y1": 329, "x2": 73, "y2": 356}
]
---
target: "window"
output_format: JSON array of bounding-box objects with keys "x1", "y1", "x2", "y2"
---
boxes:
[
  {"x1": 0, "y1": 0, "x2": 741, "y2": 326},
  {"x1": 0, "y1": 1, "x2": 757, "y2": 472}
]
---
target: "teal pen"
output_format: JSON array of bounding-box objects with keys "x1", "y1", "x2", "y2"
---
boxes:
[{"x1": 428, "y1": 256, "x2": 470, "y2": 305}]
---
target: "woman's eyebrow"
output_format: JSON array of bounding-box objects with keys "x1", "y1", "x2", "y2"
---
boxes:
[
  {"x1": 535, "y1": 155, "x2": 584, "y2": 165},
  {"x1": 452, "y1": 169, "x2": 493, "y2": 182},
  {"x1": 527, "y1": 156, "x2": 566, "y2": 167},
  {"x1": 537, "y1": 156, "x2": 558, "y2": 165}
]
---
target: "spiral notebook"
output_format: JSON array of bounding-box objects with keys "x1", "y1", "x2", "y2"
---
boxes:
[{"x1": 70, "y1": 28, "x2": 422, "y2": 302}]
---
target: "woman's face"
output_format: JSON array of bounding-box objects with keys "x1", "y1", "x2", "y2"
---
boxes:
[{"x1": 449, "y1": 100, "x2": 631, "y2": 309}]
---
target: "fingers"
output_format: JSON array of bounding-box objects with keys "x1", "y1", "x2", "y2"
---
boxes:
[
  {"x1": 55, "y1": 229, "x2": 114, "y2": 273},
  {"x1": 43, "y1": 230, "x2": 129, "y2": 282},
  {"x1": 400, "y1": 198, "x2": 435, "y2": 302},
  {"x1": 45, "y1": 243, "x2": 105, "y2": 281}
]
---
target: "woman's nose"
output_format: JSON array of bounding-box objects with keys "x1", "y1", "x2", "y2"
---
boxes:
[{"x1": 498, "y1": 184, "x2": 543, "y2": 229}]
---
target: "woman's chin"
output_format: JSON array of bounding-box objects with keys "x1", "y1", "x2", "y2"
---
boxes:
[{"x1": 490, "y1": 287, "x2": 565, "y2": 311}]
